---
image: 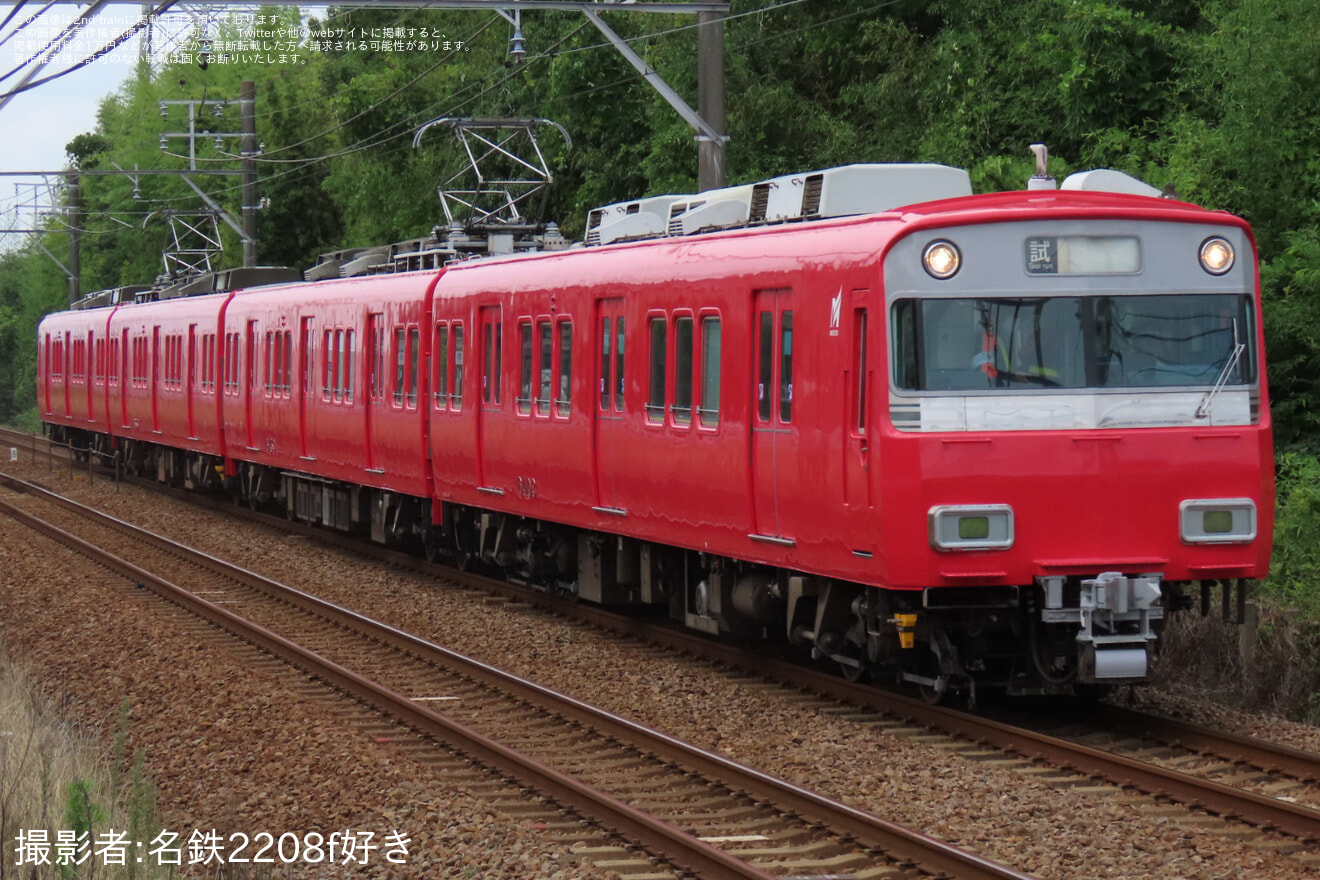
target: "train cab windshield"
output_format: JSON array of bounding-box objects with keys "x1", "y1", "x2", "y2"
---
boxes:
[{"x1": 891, "y1": 293, "x2": 1256, "y2": 392}]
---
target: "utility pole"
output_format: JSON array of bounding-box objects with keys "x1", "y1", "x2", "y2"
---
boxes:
[
  {"x1": 67, "y1": 173, "x2": 80, "y2": 304},
  {"x1": 697, "y1": 11, "x2": 725, "y2": 191},
  {"x1": 156, "y1": 84, "x2": 257, "y2": 268},
  {"x1": 240, "y1": 79, "x2": 257, "y2": 267}
]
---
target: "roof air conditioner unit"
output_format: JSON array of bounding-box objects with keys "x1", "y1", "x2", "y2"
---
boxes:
[
  {"x1": 811, "y1": 164, "x2": 973, "y2": 218},
  {"x1": 1061, "y1": 169, "x2": 1162, "y2": 198},
  {"x1": 666, "y1": 184, "x2": 756, "y2": 236},
  {"x1": 585, "y1": 195, "x2": 688, "y2": 246}
]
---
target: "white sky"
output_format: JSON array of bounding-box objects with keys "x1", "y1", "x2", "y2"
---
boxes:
[
  {"x1": 0, "y1": 5, "x2": 333, "y2": 249},
  {"x1": 0, "y1": 6, "x2": 141, "y2": 243}
]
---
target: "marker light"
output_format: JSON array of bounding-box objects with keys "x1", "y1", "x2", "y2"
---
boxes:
[
  {"x1": 922, "y1": 240, "x2": 961, "y2": 279},
  {"x1": 1199, "y1": 237, "x2": 1235, "y2": 275},
  {"x1": 1179, "y1": 499, "x2": 1256, "y2": 544},
  {"x1": 929, "y1": 505, "x2": 1013, "y2": 551}
]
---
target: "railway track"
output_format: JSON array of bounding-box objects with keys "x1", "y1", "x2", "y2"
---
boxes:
[
  {"x1": 0, "y1": 471, "x2": 1030, "y2": 880},
  {"x1": 5, "y1": 429, "x2": 1320, "y2": 862}
]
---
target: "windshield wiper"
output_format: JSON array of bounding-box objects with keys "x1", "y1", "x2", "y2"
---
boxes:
[{"x1": 1196, "y1": 338, "x2": 1246, "y2": 420}]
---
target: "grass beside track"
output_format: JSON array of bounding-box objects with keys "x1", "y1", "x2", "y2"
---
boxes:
[{"x1": 0, "y1": 647, "x2": 162, "y2": 880}]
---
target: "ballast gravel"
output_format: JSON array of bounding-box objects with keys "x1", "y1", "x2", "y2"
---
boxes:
[{"x1": 2, "y1": 456, "x2": 1318, "y2": 880}]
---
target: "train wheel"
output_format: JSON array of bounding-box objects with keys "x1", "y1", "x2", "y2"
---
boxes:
[
  {"x1": 422, "y1": 529, "x2": 443, "y2": 564},
  {"x1": 452, "y1": 521, "x2": 478, "y2": 572},
  {"x1": 840, "y1": 659, "x2": 868, "y2": 683},
  {"x1": 918, "y1": 676, "x2": 950, "y2": 705}
]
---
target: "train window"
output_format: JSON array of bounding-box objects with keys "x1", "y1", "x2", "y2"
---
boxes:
[
  {"x1": 264, "y1": 332, "x2": 273, "y2": 393},
  {"x1": 223, "y1": 334, "x2": 236, "y2": 393},
  {"x1": 394, "y1": 329, "x2": 406, "y2": 405},
  {"x1": 407, "y1": 327, "x2": 419, "y2": 408},
  {"x1": 853, "y1": 309, "x2": 867, "y2": 434},
  {"x1": 344, "y1": 330, "x2": 355, "y2": 401},
  {"x1": 199, "y1": 336, "x2": 208, "y2": 392},
  {"x1": 780, "y1": 312, "x2": 794, "y2": 423},
  {"x1": 283, "y1": 331, "x2": 293, "y2": 394},
  {"x1": 536, "y1": 320, "x2": 553, "y2": 415},
  {"x1": 614, "y1": 317, "x2": 625, "y2": 411},
  {"x1": 517, "y1": 320, "x2": 533, "y2": 414},
  {"x1": 332, "y1": 330, "x2": 344, "y2": 400},
  {"x1": 483, "y1": 323, "x2": 493, "y2": 405},
  {"x1": 451, "y1": 323, "x2": 464, "y2": 409},
  {"x1": 598, "y1": 311, "x2": 625, "y2": 414},
  {"x1": 757, "y1": 311, "x2": 772, "y2": 422},
  {"x1": 108, "y1": 338, "x2": 119, "y2": 387},
  {"x1": 699, "y1": 317, "x2": 721, "y2": 428},
  {"x1": 555, "y1": 319, "x2": 571, "y2": 417},
  {"x1": 891, "y1": 294, "x2": 1257, "y2": 392},
  {"x1": 323, "y1": 330, "x2": 333, "y2": 397},
  {"x1": 647, "y1": 316, "x2": 666, "y2": 423},
  {"x1": 137, "y1": 337, "x2": 149, "y2": 386},
  {"x1": 673, "y1": 316, "x2": 693, "y2": 425},
  {"x1": 434, "y1": 324, "x2": 449, "y2": 410},
  {"x1": 599, "y1": 317, "x2": 610, "y2": 411},
  {"x1": 368, "y1": 317, "x2": 385, "y2": 401},
  {"x1": 481, "y1": 314, "x2": 503, "y2": 406}
]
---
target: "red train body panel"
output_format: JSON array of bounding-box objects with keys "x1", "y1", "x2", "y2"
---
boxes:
[{"x1": 38, "y1": 170, "x2": 1275, "y2": 698}]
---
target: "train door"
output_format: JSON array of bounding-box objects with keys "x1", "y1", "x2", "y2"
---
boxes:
[
  {"x1": 593, "y1": 297, "x2": 626, "y2": 513},
  {"x1": 244, "y1": 321, "x2": 257, "y2": 450},
  {"x1": 40, "y1": 334, "x2": 49, "y2": 415},
  {"x1": 186, "y1": 324, "x2": 197, "y2": 438},
  {"x1": 119, "y1": 329, "x2": 129, "y2": 428},
  {"x1": 151, "y1": 327, "x2": 161, "y2": 432},
  {"x1": 844, "y1": 291, "x2": 873, "y2": 514},
  {"x1": 61, "y1": 332, "x2": 70, "y2": 417},
  {"x1": 299, "y1": 316, "x2": 313, "y2": 458},
  {"x1": 476, "y1": 304, "x2": 502, "y2": 489},
  {"x1": 366, "y1": 313, "x2": 384, "y2": 472},
  {"x1": 750, "y1": 288, "x2": 798, "y2": 542},
  {"x1": 86, "y1": 331, "x2": 96, "y2": 422}
]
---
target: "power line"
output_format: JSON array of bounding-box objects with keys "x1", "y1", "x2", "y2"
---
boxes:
[{"x1": 0, "y1": 0, "x2": 178, "y2": 104}]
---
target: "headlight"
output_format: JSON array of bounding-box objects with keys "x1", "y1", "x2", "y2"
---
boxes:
[
  {"x1": 1180, "y1": 499, "x2": 1256, "y2": 544},
  {"x1": 929, "y1": 505, "x2": 1013, "y2": 551},
  {"x1": 923, "y1": 240, "x2": 961, "y2": 279},
  {"x1": 1199, "y1": 236, "x2": 1235, "y2": 275}
]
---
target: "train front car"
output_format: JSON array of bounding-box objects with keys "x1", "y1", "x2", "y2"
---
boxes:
[{"x1": 871, "y1": 188, "x2": 1273, "y2": 699}]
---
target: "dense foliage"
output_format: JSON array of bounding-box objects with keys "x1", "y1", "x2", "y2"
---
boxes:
[{"x1": 1, "y1": 1, "x2": 1318, "y2": 568}]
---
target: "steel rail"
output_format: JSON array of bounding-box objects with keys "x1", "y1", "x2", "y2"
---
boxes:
[
  {"x1": 0, "y1": 478, "x2": 1034, "y2": 880},
  {"x1": 1090, "y1": 703, "x2": 1320, "y2": 784},
  {"x1": 566, "y1": 611, "x2": 1320, "y2": 841},
  {"x1": 7, "y1": 440, "x2": 1315, "y2": 842},
  {"x1": 0, "y1": 494, "x2": 778, "y2": 880}
]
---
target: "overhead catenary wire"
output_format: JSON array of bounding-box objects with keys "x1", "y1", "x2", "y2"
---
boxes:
[
  {"x1": 27, "y1": 0, "x2": 889, "y2": 241},
  {"x1": 0, "y1": 0, "x2": 178, "y2": 100}
]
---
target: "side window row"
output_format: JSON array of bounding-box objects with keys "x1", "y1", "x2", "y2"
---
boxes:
[
  {"x1": 517, "y1": 318, "x2": 573, "y2": 418},
  {"x1": 58, "y1": 311, "x2": 722, "y2": 433},
  {"x1": 646, "y1": 313, "x2": 722, "y2": 429}
]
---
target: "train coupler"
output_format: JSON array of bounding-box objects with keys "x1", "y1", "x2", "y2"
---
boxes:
[{"x1": 1038, "y1": 572, "x2": 1164, "y2": 683}]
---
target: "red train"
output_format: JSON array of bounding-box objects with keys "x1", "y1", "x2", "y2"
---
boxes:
[{"x1": 37, "y1": 159, "x2": 1275, "y2": 699}]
